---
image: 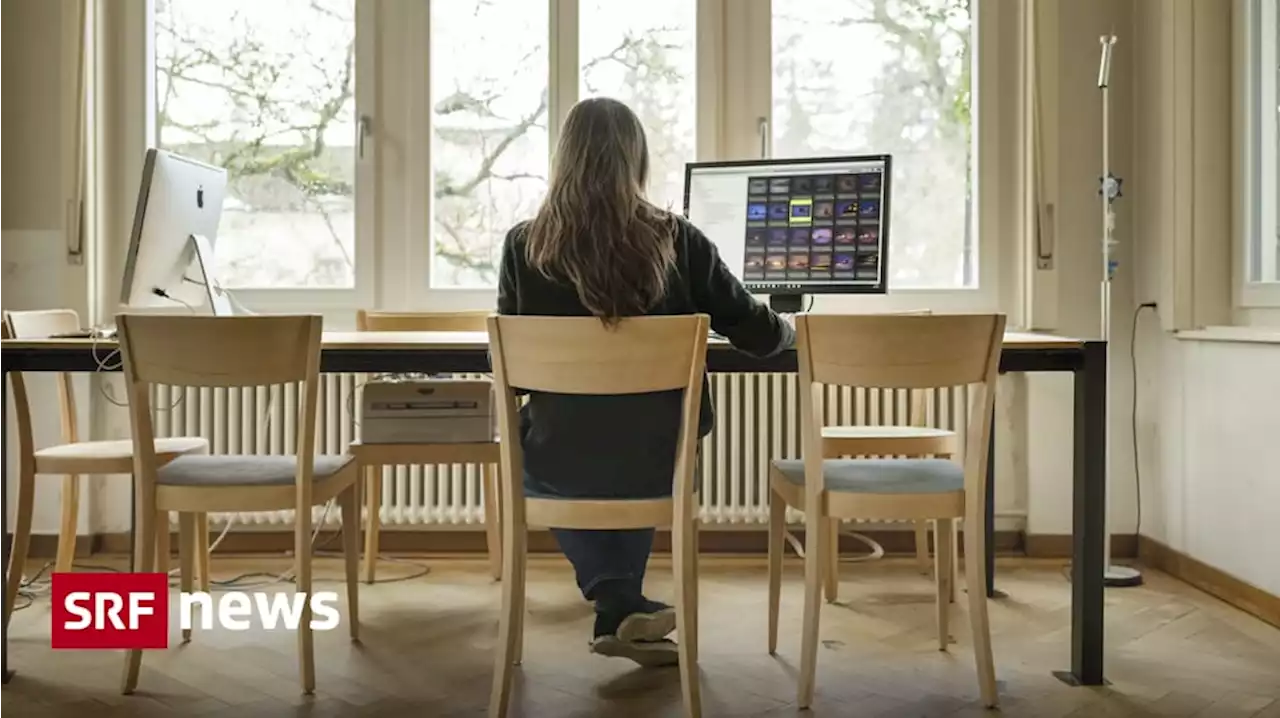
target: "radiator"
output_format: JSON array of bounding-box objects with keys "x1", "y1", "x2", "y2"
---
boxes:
[{"x1": 151, "y1": 375, "x2": 970, "y2": 529}]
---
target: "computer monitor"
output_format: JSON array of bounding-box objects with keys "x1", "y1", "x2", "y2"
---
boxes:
[
  {"x1": 683, "y1": 155, "x2": 892, "y2": 313},
  {"x1": 120, "y1": 148, "x2": 230, "y2": 315}
]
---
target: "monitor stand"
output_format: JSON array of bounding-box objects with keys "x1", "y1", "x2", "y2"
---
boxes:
[
  {"x1": 190, "y1": 233, "x2": 235, "y2": 316},
  {"x1": 769, "y1": 293, "x2": 805, "y2": 314}
]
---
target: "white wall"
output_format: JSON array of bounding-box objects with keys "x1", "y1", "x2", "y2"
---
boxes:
[
  {"x1": 1138, "y1": 335, "x2": 1280, "y2": 595},
  {"x1": 1129, "y1": 0, "x2": 1280, "y2": 597}
]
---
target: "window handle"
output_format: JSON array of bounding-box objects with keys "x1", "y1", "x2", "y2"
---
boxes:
[
  {"x1": 757, "y1": 116, "x2": 770, "y2": 159},
  {"x1": 358, "y1": 114, "x2": 372, "y2": 159}
]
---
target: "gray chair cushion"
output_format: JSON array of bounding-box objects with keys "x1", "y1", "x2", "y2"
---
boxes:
[
  {"x1": 772, "y1": 458, "x2": 963, "y2": 494},
  {"x1": 157, "y1": 454, "x2": 355, "y2": 487}
]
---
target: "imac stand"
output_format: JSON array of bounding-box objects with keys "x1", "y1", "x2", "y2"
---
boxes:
[
  {"x1": 190, "y1": 233, "x2": 235, "y2": 317},
  {"x1": 769, "y1": 293, "x2": 805, "y2": 315}
]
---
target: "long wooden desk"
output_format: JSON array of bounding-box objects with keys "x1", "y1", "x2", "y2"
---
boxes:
[{"x1": 1, "y1": 330, "x2": 1107, "y2": 688}]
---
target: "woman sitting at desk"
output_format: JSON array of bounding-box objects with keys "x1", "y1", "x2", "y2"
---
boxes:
[{"x1": 496, "y1": 97, "x2": 793, "y2": 667}]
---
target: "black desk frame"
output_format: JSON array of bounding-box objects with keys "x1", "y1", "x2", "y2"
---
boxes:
[{"x1": 1, "y1": 340, "x2": 1107, "y2": 688}]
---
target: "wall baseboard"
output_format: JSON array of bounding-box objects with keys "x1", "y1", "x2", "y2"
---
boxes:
[
  {"x1": 68, "y1": 526, "x2": 1025, "y2": 557},
  {"x1": 7, "y1": 529, "x2": 1146, "y2": 561},
  {"x1": 1024, "y1": 533, "x2": 1139, "y2": 559},
  {"x1": 1138, "y1": 536, "x2": 1280, "y2": 631}
]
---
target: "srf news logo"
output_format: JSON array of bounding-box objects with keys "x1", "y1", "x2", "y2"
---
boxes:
[{"x1": 51, "y1": 573, "x2": 340, "y2": 649}]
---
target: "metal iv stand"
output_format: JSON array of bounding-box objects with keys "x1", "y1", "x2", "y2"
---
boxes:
[{"x1": 1098, "y1": 33, "x2": 1143, "y2": 588}]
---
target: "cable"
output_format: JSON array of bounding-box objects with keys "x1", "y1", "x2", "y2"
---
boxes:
[{"x1": 1131, "y1": 302, "x2": 1157, "y2": 539}]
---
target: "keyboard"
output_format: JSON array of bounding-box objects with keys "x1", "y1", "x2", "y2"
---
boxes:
[{"x1": 50, "y1": 327, "x2": 117, "y2": 340}]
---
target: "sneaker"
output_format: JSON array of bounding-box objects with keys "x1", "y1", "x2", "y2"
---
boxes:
[
  {"x1": 592, "y1": 598, "x2": 676, "y2": 641},
  {"x1": 615, "y1": 604, "x2": 676, "y2": 644},
  {"x1": 590, "y1": 635, "x2": 680, "y2": 667}
]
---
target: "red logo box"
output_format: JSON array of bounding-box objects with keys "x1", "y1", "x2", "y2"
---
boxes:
[{"x1": 51, "y1": 573, "x2": 170, "y2": 649}]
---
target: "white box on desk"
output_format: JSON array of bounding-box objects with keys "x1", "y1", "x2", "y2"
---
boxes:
[{"x1": 359, "y1": 379, "x2": 495, "y2": 444}]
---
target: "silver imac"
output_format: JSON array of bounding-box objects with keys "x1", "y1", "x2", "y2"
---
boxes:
[{"x1": 119, "y1": 148, "x2": 231, "y2": 315}]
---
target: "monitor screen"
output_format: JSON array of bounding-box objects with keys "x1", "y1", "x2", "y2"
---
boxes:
[{"x1": 683, "y1": 155, "x2": 891, "y2": 295}]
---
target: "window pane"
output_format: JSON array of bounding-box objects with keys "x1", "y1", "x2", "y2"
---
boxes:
[
  {"x1": 154, "y1": 0, "x2": 357, "y2": 289},
  {"x1": 431, "y1": 1, "x2": 549, "y2": 288},
  {"x1": 579, "y1": 0, "x2": 696, "y2": 213},
  {"x1": 772, "y1": 0, "x2": 973, "y2": 289}
]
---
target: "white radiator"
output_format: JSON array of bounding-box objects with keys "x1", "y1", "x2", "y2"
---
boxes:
[{"x1": 151, "y1": 375, "x2": 970, "y2": 529}]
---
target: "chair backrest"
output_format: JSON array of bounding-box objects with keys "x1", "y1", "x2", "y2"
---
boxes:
[
  {"x1": 357, "y1": 309, "x2": 489, "y2": 332},
  {"x1": 486, "y1": 314, "x2": 710, "y2": 499},
  {"x1": 116, "y1": 314, "x2": 325, "y2": 498},
  {"x1": 3, "y1": 310, "x2": 84, "y2": 457},
  {"x1": 793, "y1": 313, "x2": 1006, "y2": 505}
]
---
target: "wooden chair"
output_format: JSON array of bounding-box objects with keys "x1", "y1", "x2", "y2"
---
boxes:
[
  {"x1": 767, "y1": 313, "x2": 1004, "y2": 709},
  {"x1": 115, "y1": 313, "x2": 362, "y2": 695},
  {"x1": 2, "y1": 310, "x2": 209, "y2": 630},
  {"x1": 350, "y1": 309, "x2": 502, "y2": 582},
  {"x1": 487, "y1": 314, "x2": 708, "y2": 718},
  {"x1": 818, "y1": 309, "x2": 958, "y2": 598}
]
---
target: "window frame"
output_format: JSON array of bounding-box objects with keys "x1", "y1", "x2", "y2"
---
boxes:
[
  {"x1": 121, "y1": 0, "x2": 378, "y2": 321},
  {"x1": 1239, "y1": 0, "x2": 1280, "y2": 309},
  {"x1": 119, "y1": 0, "x2": 1019, "y2": 320}
]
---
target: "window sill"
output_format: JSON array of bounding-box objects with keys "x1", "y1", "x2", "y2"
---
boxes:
[{"x1": 1175, "y1": 325, "x2": 1280, "y2": 345}]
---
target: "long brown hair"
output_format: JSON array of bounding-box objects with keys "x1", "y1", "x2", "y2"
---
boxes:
[{"x1": 524, "y1": 97, "x2": 676, "y2": 325}]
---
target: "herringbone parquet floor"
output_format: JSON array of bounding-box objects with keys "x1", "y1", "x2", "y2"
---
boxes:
[{"x1": 3, "y1": 555, "x2": 1278, "y2": 717}]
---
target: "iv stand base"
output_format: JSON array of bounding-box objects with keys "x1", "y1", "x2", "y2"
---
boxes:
[{"x1": 1104, "y1": 564, "x2": 1144, "y2": 587}]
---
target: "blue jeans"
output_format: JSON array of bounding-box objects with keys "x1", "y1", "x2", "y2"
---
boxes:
[
  {"x1": 551, "y1": 527, "x2": 655, "y2": 606},
  {"x1": 525, "y1": 470, "x2": 661, "y2": 611}
]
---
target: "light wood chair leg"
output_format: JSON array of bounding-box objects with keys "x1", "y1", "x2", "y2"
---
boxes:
[
  {"x1": 915, "y1": 520, "x2": 932, "y2": 575},
  {"x1": 296, "y1": 502, "x2": 316, "y2": 694},
  {"x1": 673, "y1": 511, "x2": 702, "y2": 718},
  {"x1": 823, "y1": 517, "x2": 839, "y2": 603},
  {"x1": 54, "y1": 474, "x2": 81, "y2": 574},
  {"x1": 4, "y1": 465, "x2": 36, "y2": 631},
  {"x1": 121, "y1": 494, "x2": 157, "y2": 694},
  {"x1": 339, "y1": 484, "x2": 361, "y2": 641},
  {"x1": 155, "y1": 512, "x2": 171, "y2": 576},
  {"x1": 964, "y1": 512, "x2": 998, "y2": 707},
  {"x1": 797, "y1": 510, "x2": 824, "y2": 709},
  {"x1": 195, "y1": 512, "x2": 211, "y2": 593},
  {"x1": 767, "y1": 489, "x2": 786, "y2": 655},
  {"x1": 482, "y1": 463, "x2": 502, "y2": 581},
  {"x1": 488, "y1": 510, "x2": 526, "y2": 717},
  {"x1": 934, "y1": 518, "x2": 954, "y2": 651},
  {"x1": 178, "y1": 513, "x2": 196, "y2": 643},
  {"x1": 364, "y1": 465, "x2": 381, "y2": 584}
]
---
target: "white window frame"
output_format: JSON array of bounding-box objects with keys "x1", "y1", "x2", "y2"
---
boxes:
[
  {"x1": 1239, "y1": 0, "x2": 1280, "y2": 309},
  {"x1": 115, "y1": 0, "x2": 378, "y2": 324},
  {"x1": 117, "y1": 0, "x2": 1020, "y2": 321}
]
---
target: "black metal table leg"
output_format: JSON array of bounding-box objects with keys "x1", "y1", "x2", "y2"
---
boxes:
[
  {"x1": 985, "y1": 404, "x2": 1002, "y2": 598},
  {"x1": 3, "y1": 367, "x2": 12, "y2": 683},
  {"x1": 1055, "y1": 340, "x2": 1107, "y2": 686}
]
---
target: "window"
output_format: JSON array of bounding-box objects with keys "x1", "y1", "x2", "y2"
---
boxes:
[
  {"x1": 1249, "y1": 0, "x2": 1280, "y2": 288},
  {"x1": 132, "y1": 0, "x2": 1009, "y2": 308},
  {"x1": 429, "y1": 0, "x2": 549, "y2": 289},
  {"x1": 771, "y1": 0, "x2": 974, "y2": 290},
  {"x1": 153, "y1": 0, "x2": 359, "y2": 289},
  {"x1": 579, "y1": 0, "x2": 697, "y2": 213}
]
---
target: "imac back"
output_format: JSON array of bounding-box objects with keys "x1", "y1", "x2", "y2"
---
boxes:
[{"x1": 119, "y1": 149, "x2": 228, "y2": 311}]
